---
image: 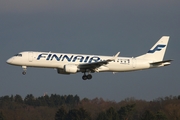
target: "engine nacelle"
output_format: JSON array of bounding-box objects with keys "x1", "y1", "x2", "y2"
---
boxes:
[
  {"x1": 57, "y1": 68, "x2": 70, "y2": 75},
  {"x1": 64, "y1": 64, "x2": 78, "y2": 74}
]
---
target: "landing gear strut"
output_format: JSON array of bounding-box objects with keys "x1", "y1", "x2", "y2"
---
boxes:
[
  {"x1": 22, "y1": 66, "x2": 27, "y2": 75},
  {"x1": 82, "y1": 73, "x2": 92, "y2": 80}
]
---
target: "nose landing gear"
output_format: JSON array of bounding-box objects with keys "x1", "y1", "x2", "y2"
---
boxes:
[{"x1": 22, "y1": 66, "x2": 27, "y2": 75}]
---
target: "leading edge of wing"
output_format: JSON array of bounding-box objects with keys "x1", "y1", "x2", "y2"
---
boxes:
[{"x1": 78, "y1": 52, "x2": 120, "y2": 69}]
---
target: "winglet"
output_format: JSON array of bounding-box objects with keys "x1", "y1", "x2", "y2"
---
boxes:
[
  {"x1": 108, "y1": 52, "x2": 120, "y2": 61},
  {"x1": 115, "y1": 52, "x2": 120, "y2": 58}
]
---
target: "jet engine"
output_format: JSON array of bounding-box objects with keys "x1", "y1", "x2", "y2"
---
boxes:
[
  {"x1": 57, "y1": 64, "x2": 78, "y2": 74},
  {"x1": 64, "y1": 64, "x2": 78, "y2": 73}
]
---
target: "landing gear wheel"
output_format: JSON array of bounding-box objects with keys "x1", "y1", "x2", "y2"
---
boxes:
[
  {"x1": 82, "y1": 69, "x2": 93, "y2": 80},
  {"x1": 82, "y1": 75, "x2": 87, "y2": 80},
  {"x1": 22, "y1": 71, "x2": 26, "y2": 75},
  {"x1": 87, "y1": 74, "x2": 92, "y2": 80},
  {"x1": 22, "y1": 66, "x2": 27, "y2": 75}
]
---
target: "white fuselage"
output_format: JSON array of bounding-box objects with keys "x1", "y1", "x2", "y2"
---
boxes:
[
  {"x1": 7, "y1": 51, "x2": 151, "y2": 73},
  {"x1": 6, "y1": 36, "x2": 171, "y2": 80}
]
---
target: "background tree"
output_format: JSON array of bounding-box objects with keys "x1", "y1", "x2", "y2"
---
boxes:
[
  {"x1": 14, "y1": 94, "x2": 23, "y2": 104},
  {"x1": 66, "y1": 109, "x2": 80, "y2": 120},
  {"x1": 155, "y1": 111, "x2": 167, "y2": 120},
  {"x1": 78, "y1": 108, "x2": 91, "y2": 120},
  {"x1": 96, "y1": 112, "x2": 107, "y2": 120},
  {"x1": 66, "y1": 108, "x2": 91, "y2": 120},
  {"x1": 118, "y1": 104, "x2": 136, "y2": 120},
  {"x1": 106, "y1": 107, "x2": 119, "y2": 120},
  {"x1": 24, "y1": 94, "x2": 35, "y2": 106},
  {"x1": 0, "y1": 112, "x2": 5, "y2": 120},
  {"x1": 141, "y1": 110, "x2": 155, "y2": 120},
  {"x1": 55, "y1": 107, "x2": 67, "y2": 120}
]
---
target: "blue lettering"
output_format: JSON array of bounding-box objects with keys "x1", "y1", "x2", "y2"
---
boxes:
[
  {"x1": 89, "y1": 57, "x2": 100, "y2": 63},
  {"x1": 46, "y1": 54, "x2": 52, "y2": 60},
  {"x1": 37, "y1": 53, "x2": 48, "y2": 60},
  {"x1": 38, "y1": 54, "x2": 102, "y2": 64},
  {"x1": 72, "y1": 56, "x2": 84, "y2": 62},
  {"x1": 62, "y1": 55, "x2": 73, "y2": 62},
  {"x1": 51, "y1": 54, "x2": 62, "y2": 61},
  {"x1": 84, "y1": 56, "x2": 89, "y2": 63}
]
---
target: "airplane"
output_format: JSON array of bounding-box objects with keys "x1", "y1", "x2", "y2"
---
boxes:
[{"x1": 6, "y1": 36, "x2": 172, "y2": 80}]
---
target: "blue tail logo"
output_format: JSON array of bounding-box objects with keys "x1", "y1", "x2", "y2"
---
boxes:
[{"x1": 148, "y1": 45, "x2": 166, "y2": 53}]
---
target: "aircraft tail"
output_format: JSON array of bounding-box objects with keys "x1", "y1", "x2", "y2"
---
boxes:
[{"x1": 136, "y1": 36, "x2": 170, "y2": 61}]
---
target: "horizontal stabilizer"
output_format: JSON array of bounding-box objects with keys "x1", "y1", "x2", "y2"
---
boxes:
[{"x1": 150, "y1": 59, "x2": 173, "y2": 66}]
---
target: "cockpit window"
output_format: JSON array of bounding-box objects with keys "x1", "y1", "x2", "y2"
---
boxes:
[{"x1": 14, "y1": 54, "x2": 22, "y2": 57}]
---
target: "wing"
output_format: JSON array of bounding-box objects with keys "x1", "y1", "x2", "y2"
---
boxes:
[{"x1": 78, "y1": 52, "x2": 120, "y2": 71}]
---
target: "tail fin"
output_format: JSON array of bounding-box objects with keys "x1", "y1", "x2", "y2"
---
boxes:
[{"x1": 136, "y1": 36, "x2": 170, "y2": 61}]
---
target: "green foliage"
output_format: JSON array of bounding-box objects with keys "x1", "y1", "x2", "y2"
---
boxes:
[
  {"x1": 106, "y1": 107, "x2": 119, "y2": 120},
  {"x1": 24, "y1": 94, "x2": 36, "y2": 106},
  {"x1": 118, "y1": 104, "x2": 136, "y2": 120},
  {"x1": 55, "y1": 107, "x2": 91, "y2": 120},
  {"x1": 155, "y1": 111, "x2": 167, "y2": 120},
  {"x1": 96, "y1": 112, "x2": 107, "y2": 120},
  {"x1": 0, "y1": 112, "x2": 5, "y2": 120},
  {"x1": 140, "y1": 110, "x2": 167, "y2": 120},
  {"x1": 0, "y1": 94, "x2": 180, "y2": 120},
  {"x1": 55, "y1": 107, "x2": 67, "y2": 120},
  {"x1": 141, "y1": 110, "x2": 155, "y2": 120},
  {"x1": 14, "y1": 94, "x2": 23, "y2": 104}
]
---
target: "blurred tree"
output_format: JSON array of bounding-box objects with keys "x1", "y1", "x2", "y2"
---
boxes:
[
  {"x1": 14, "y1": 94, "x2": 23, "y2": 104},
  {"x1": 66, "y1": 108, "x2": 91, "y2": 120},
  {"x1": 164, "y1": 103, "x2": 180, "y2": 120},
  {"x1": 66, "y1": 109, "x2": 80, "y2": 120},
  {"x1": 141, "y1": 110, "x2": 155, "y2": 120},
  {"x1": 78, "y1": 108, "x2": 91, "y2": 120},
  {"x1": 55, "y1": 107, "x2": 67, "y2": 120},
  {"x1": 24, "y1": 94, "x2": 35, "y2": 106},
  {"x1": 118, "y1": 104, "x2": 136, "y2": 120},
  {"x1": 106, "y1": 107, "x2": 119, "y2": 120},
  {"x1": 155, "y1": 111, "x2": 167, "y2": 120},
  {"x1": 0, "y1": 112, "x2": 5, "y2": 120},
  {"x1": 96, "y1": 112, "x2": 107, "y2": 120},
  {"x1": 74, "y1": 95, "x2": 80, "y2": 105}
]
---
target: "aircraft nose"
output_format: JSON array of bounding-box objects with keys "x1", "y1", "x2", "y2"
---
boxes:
[{"x1": 6, "y1": 58, "x2": 13, "y2": 64}]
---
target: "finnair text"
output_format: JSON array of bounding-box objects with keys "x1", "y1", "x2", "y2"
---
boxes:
[{"x1": 37, "y1": 53, "x2": 101, "y2": 63}]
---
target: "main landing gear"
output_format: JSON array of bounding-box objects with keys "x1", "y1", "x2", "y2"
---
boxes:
[
  {"x1": 82, "y1": 74, "x2": 92, "y2": 80},
  {"x1": 22, "y1": 66, "x2": 27, "y2": 75}
]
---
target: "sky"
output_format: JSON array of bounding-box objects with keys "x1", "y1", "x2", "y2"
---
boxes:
[{"x1": 0, "y1": 0, "x2": 180, "y2": 102}]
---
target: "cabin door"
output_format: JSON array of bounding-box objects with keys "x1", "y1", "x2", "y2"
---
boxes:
[
  {"x1": 132, "y1": 58, "x2": 136, "y2": 68},
  {"x1": 28, "y1": 52, "x2": 33, "y2": 62}
]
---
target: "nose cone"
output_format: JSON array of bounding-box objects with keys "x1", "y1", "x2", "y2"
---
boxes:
[{"x1": 6, "y1": 58, "x2": 13, "y2": 64}]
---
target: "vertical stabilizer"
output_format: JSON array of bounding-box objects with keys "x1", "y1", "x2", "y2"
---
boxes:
[{"x1": 136, "y1": 36, "x2": 170, "y2": 61}]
